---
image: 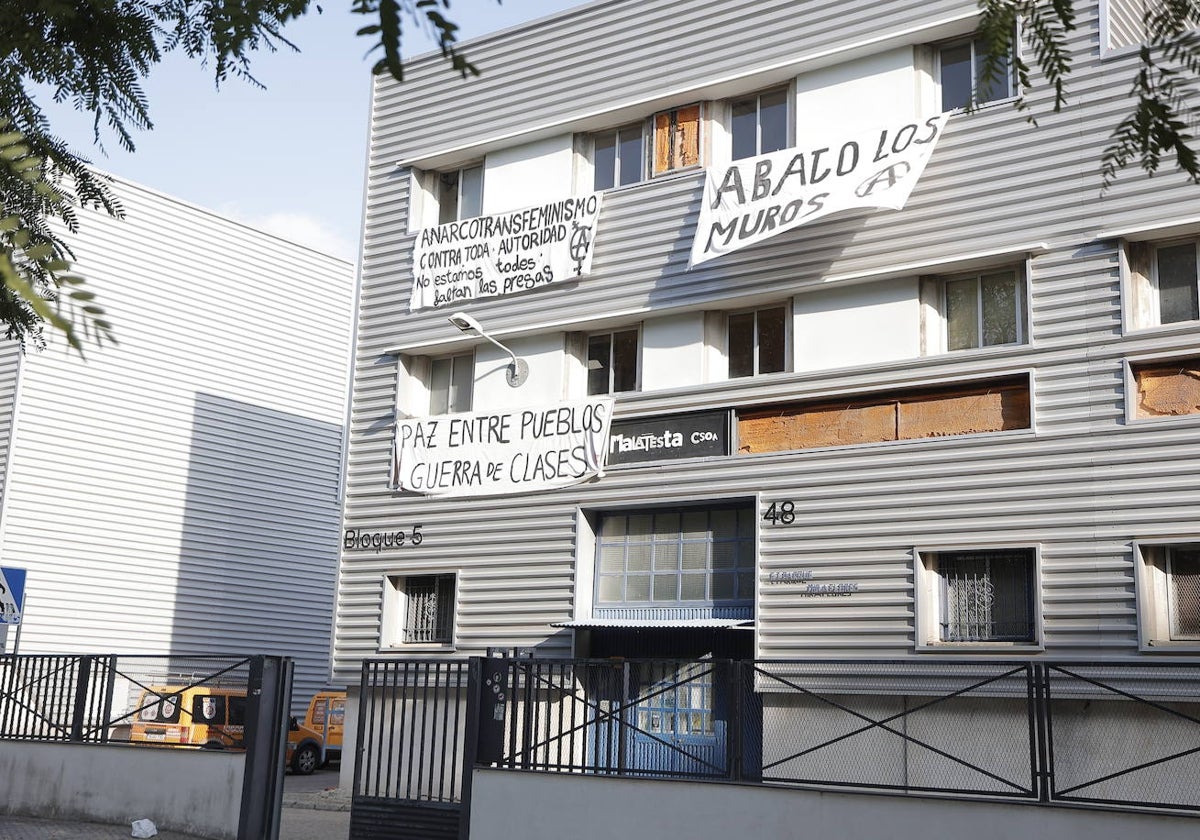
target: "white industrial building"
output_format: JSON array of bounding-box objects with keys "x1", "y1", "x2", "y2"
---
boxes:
[
  {"x1": 332, "y1": 0, "x2": 1200, "y2": 833},
  {"x1": 0, "y1": 175, "x2": 355, "y2": 706}
]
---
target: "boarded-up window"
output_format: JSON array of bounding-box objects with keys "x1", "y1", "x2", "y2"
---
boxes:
[
  {"x1": 1132, "y1": 357, "x2": 1200, "y2": 418},
  {"x1": 737, "y1": 375, "x2": 1030, "y2": 454},
  {"x1": 652, "y1": 104, "x2": 701, "y2": 175}
]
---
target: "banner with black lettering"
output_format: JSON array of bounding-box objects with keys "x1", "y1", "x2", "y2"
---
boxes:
[
  {"x1": 391, "y1": 398, "x2": 614, "y2": 497},
  {"x1": 689, "y1": 114, "x2": 950, "y2": 267},
  {"x1": 410, "y1": 193, "x2": 603, "y2": 311}
]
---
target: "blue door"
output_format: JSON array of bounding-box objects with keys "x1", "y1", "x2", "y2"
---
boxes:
[{"x1": 628, "y1": 661, "x2": 725, "y2": 776}]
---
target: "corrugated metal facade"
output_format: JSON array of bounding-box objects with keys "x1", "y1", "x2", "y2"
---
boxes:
[
  {"x1": 334, "y1": 0, "x2": 1200, "y2": 681},
  {"x1": 1, "y1": 177, "x2": 355, "y2": 708}
]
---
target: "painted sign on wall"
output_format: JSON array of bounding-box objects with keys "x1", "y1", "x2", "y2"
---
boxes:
[
  {"x1": 689, "y1": 114, "x2": 950, "y2": 267},
  {"x1": 392, "y1": 398, "x2": 614, "y2": 497},
  {"x1": 607, "y1": 410, "x2": 731, "y2": 466},
  {"x1": 410, "y1": 194, "x2": 603, "y2": 311}
]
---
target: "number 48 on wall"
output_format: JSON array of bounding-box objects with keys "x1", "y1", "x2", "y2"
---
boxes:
[{"x1": 762, "y1": 501, "x2": 796, "y2": 525}]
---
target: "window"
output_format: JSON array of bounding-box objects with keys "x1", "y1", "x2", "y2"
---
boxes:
[
  {"x1": 587, "y1": 329, "x2": 639, "y2": 395},
  {"x1": 727, "y1": 305, "x2": 788, "y2": 378},
  {"x1": 594, "y1": 124, "x2": 643, "y2": 190},
  {"x1": 438, "y1": 165, "x2": 483, "y2": 224},
  {"x1": 731, "y1": 88, "x2": 789, "y2": 160},
  {"x1": 918, "y1": 548, "x2": 1038, "y2": 646},
  {"x1": 652, "y1": 104, "x2": 702, "y2": 176},
  {"x1": 594, "y1": 506, "x2": 755, "y2": 617},
  {"x1": 429, "y1": 352, "x2": 473, "y2": 414},
  {"x1": 1137, "y1": 543, "x2": 1200, "y2": 647},
  {"x1": 944, "y1": 270, "x2": 1026, "y2": 351},
  {"x1": 390, "y1": 574, "x2": 455, "y2": 645},
  {"x1": 938, "y1": 35, "x2": 1013, "y2": 110},
  {"x1": 1151, "y1": 239, "x2": 1199, "y2": 324}
]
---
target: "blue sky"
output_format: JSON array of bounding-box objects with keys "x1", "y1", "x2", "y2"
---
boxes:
[{"x1": 45, "y1": 1, "x2": 591, "y2": 262}]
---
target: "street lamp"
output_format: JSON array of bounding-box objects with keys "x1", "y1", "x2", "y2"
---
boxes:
[{"x1": 448, "y1": 311, "x2": 529, "y2": 387}]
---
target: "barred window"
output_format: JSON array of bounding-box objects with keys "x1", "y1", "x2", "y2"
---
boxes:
[
  {"x1": 402, "y1": 575, "x2": 455, "y2": 644},
  {"x1": 932, "y1": 549, "x2": 1036, "y2": 643}
]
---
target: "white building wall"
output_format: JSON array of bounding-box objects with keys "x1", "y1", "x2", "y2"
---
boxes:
[
  {"x1": 1, "y1": 176, "x2": 354, "y2": 706},
  {"x1": 793, "y1": 278, "x2": 922, "y2": 372},
  {"x1": 482, "y1": 135, "x2": 576, "y2": 215}
]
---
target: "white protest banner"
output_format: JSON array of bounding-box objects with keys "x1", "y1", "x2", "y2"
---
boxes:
[
  {"x1": 410, "y1": 193, "x2": 604, "y2": 311},
  {"x1": 391, "y1": 398, "x2": 614, "y2": 497},
  {"x1": 689, "y1": 114, "x2": 951, "y2": 267}
]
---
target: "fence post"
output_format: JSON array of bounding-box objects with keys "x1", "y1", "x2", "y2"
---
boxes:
[
  {"x1": 69, "y1": 656, "x2": 93, "y2": 742},
  {"x1": 237, "y1": 655, "x2": 291, "y2": 840},
  {"x1": 458, "y1": 658, "x2": 483, "y2": 840},
  {"x1": 1034, "y1": 662, "x2": 1053, "y2": 803},
  {"x1": 728, "y1": 659, "x2": 742, "y2": 782},
  {"x1": 100, "y1": 655, "x2": 118, "y2": 743}
]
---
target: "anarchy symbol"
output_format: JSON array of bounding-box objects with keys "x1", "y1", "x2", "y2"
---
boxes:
[
  {"x1": 570, "y1": 220, "x2": 593, "y2": 276},
  {"x1": 855, "y1": 161, "x2": 912, "y2": 198}
]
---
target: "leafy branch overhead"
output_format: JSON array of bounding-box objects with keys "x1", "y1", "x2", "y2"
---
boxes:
[{"x1": 979, "y1": 0, "x2": 1200, "y2": 185}]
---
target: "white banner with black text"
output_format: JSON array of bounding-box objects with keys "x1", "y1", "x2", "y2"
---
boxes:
[
  {"x1": 391, "y1": 398, "x2": 614, "y2": 497},
  {"x1": 409, "y1": 193, "x2": 603, "y2": 311},
  {"x1": 689, "y1": 114, "x2": 951, "y2": 267}
]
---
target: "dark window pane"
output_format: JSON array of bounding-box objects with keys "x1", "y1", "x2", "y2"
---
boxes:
[
  {"x1": 450, "y1": 353, "x2": 473, "y2": 413},
  {"x1": 612, "y1": 329, "x2": 639, "y2": 392},
  {"x1": 618, "y1": 126, "x2": 643, "y2": 185},
  {"x1": 459, "y1": 166, "x2": 483, "y2": 219},
  {"x1": 438, "y1": 171, "x2": 459, "y2": 225},
  {"x1": 939, "y1": 550, "x2": 1033, "y2": 642},
  {"x1": 594, "y1": 131, "x2": 617, "y2": 190},
  {"x1": 758, "y1": 89, "x2": 789, "y2": 154},
  {"x1": 429, "y1": 357, "x2": 451, "y2": 414},
  {"x1": 940, "y1": 42, "x2": 973, "y2": 110},
  {"x1": 1170, "y1": 547, "x2": 1200, "y2": 637},
  {"x1": 973, "y1": 38, "x2": 1011, "y2": 104},
  {"x1": 945, "y1": 278, "x2": 979, "y2": 350},
  {"x1": 728, "y1": 312, "x2": 755, "y2": 377},
  {"x1": 731, "y1": 98, "x2": 758, "y2": 161},
  {"x1": 980, "y1": 272, "x2": 1020, "y2": 346},
  {"x1": 1158, "y1": 243, "x2": 1199, "y2": 323},
  {"x1": 757, "y1": 306, "x2": 788, "y2": 373},
  {"x1": 587, "y1": 334, "x2": 611, "y2": 395}
]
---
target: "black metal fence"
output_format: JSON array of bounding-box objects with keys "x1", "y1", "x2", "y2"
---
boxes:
[
  {"x1": 0, "y1": 653, "x2": 254, "y2": 745},
  {"x1": 476, "y1": 657, "x2": 1200, "y2": 815}
]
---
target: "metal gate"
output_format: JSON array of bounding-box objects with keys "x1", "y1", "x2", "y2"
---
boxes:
[{"x1": 350, "y1": 659, "x2": 476, "y2": 840}]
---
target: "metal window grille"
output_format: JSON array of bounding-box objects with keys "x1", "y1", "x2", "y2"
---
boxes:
[
  {"x1": 938, "y1": 550, "x2": 1034, "y2": 642},
  {"x1": 402, "y1": 575, "x2": 454, "y2": 644},
  {"x1": 1168, "y1": 547, "x2": 1200, "y2": 639}
]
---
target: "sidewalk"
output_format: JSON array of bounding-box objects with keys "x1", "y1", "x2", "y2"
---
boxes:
[{"x1": 1, "y1": 787, "x2": 352, "y2": 840}]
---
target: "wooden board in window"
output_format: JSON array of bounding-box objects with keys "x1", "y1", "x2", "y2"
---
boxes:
[{"x1": 653, "y1": 105, "x2": 701, "y2": 175}]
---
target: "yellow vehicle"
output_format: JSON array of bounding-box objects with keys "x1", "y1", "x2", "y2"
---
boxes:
[
  {"x1": 129, "y1": 685, "x2": 247, "y2": 750},
  {"x1": 302, "y1": 690, "x2": 346, "y2": 764}
]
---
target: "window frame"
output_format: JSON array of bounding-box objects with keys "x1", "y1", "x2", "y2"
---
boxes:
[
  {"x1": 915, "y1": 545, "x2": 1044, "y2": 651},
  {"x1": 586, "y1": 326, "x2": 641, "y2": 396},
  {"x1": 1135, "y1": 540, "x2": 1200, "y2": 651},
  {"x1": 592, "y1": 503, "x2": 756, "y2": 616},
  {"x1": 1149, "y1": 237, "x2": 1200, "y2": 326},
  {"x1": 725, "y1": 302, "x2": 791, "y2": 379},
  {"x1": 935, "y1": 32, "x2": 1017, "y2": 112},
  {"x1": 381, "y1": 572, "x2": 457, "y2": 650},
  {"x1": 437, "y1": 163, "x2": 484, "y2": 225},
  {"x1": 651, "y1": 103, "x2": 704, "y2": 177},
  {"x1": 729, "y1": 87, "x2": 791, "y2": 162},
  {"x1": 428, "y1": 351, "x2": 474, "y2": 416},
  {"x1": 939, "y1": 267, "x2": 1028, "y2": 352},
  {"x1": 592, "y1": 122, "x2": 645, "y2": 191}
]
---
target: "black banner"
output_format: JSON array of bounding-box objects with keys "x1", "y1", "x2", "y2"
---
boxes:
[{"x1": 607, "y1": 410, "x2": 731, "y2": 466}]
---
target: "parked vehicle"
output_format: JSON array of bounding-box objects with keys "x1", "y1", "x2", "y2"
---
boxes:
[
  {"x1": 129, "y1": 685, "x2": 246, "y2": 750},
  {"x1": 302, "y1": 690, "x2": 346, "y2": 764}
]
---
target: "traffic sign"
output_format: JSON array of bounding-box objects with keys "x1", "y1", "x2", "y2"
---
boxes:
[{"x1": 0, "y1": 566, "x2": 26, "y2": 625}]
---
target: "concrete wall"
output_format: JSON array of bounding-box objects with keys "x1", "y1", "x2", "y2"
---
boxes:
[
  {"x1": 469, "y1": 769, "x2": 1200, "y2": 840},
  {"x1": 0, "y1": 742, "x2": 243, "y2": 839}
]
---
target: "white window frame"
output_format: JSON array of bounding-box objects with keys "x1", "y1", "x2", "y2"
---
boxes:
[
  {"x1": 729, "y1": 86, "x2": 791, "y2": 162},
  {"x1": 1144, "y1": 237, "x2": 1200, "y2": 328},
  {"x1": 1135, "y1": 540, "x2": 1200, "y2": 651},
  {"x1": 1121, "y1": 352, "x2": 1200, "y2": 426},
  {"x1": 428, "y1": 351, "x2": 474, "y2": 415},
  {"x1": 725, "y1": 303, "x2": 791, "y2": 378},
  {"x1": 592, "y1": 122, "x2": 645, "y2": 191},
  {"x1": 650, "y1": 102, "x2": 705, "y2": 178},
  {"x1": 586, "y1": 326, "x2": 641, "y2": 395},
  {"x1": 934, "y1": 32, "x2": 1017, "y2": 112},
  {"x1": 437, "y1": 163, "x2": 484, "y2": 224},
  {"x1": 380, "y1": 572, "x2": 457, "y2": 650},
  {"x1": 938, "y1": 266, "x2": 1028, "y2": 353},
  {"x1": 914, "y1": 544, "x2": 1044, "y2": 652}
]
